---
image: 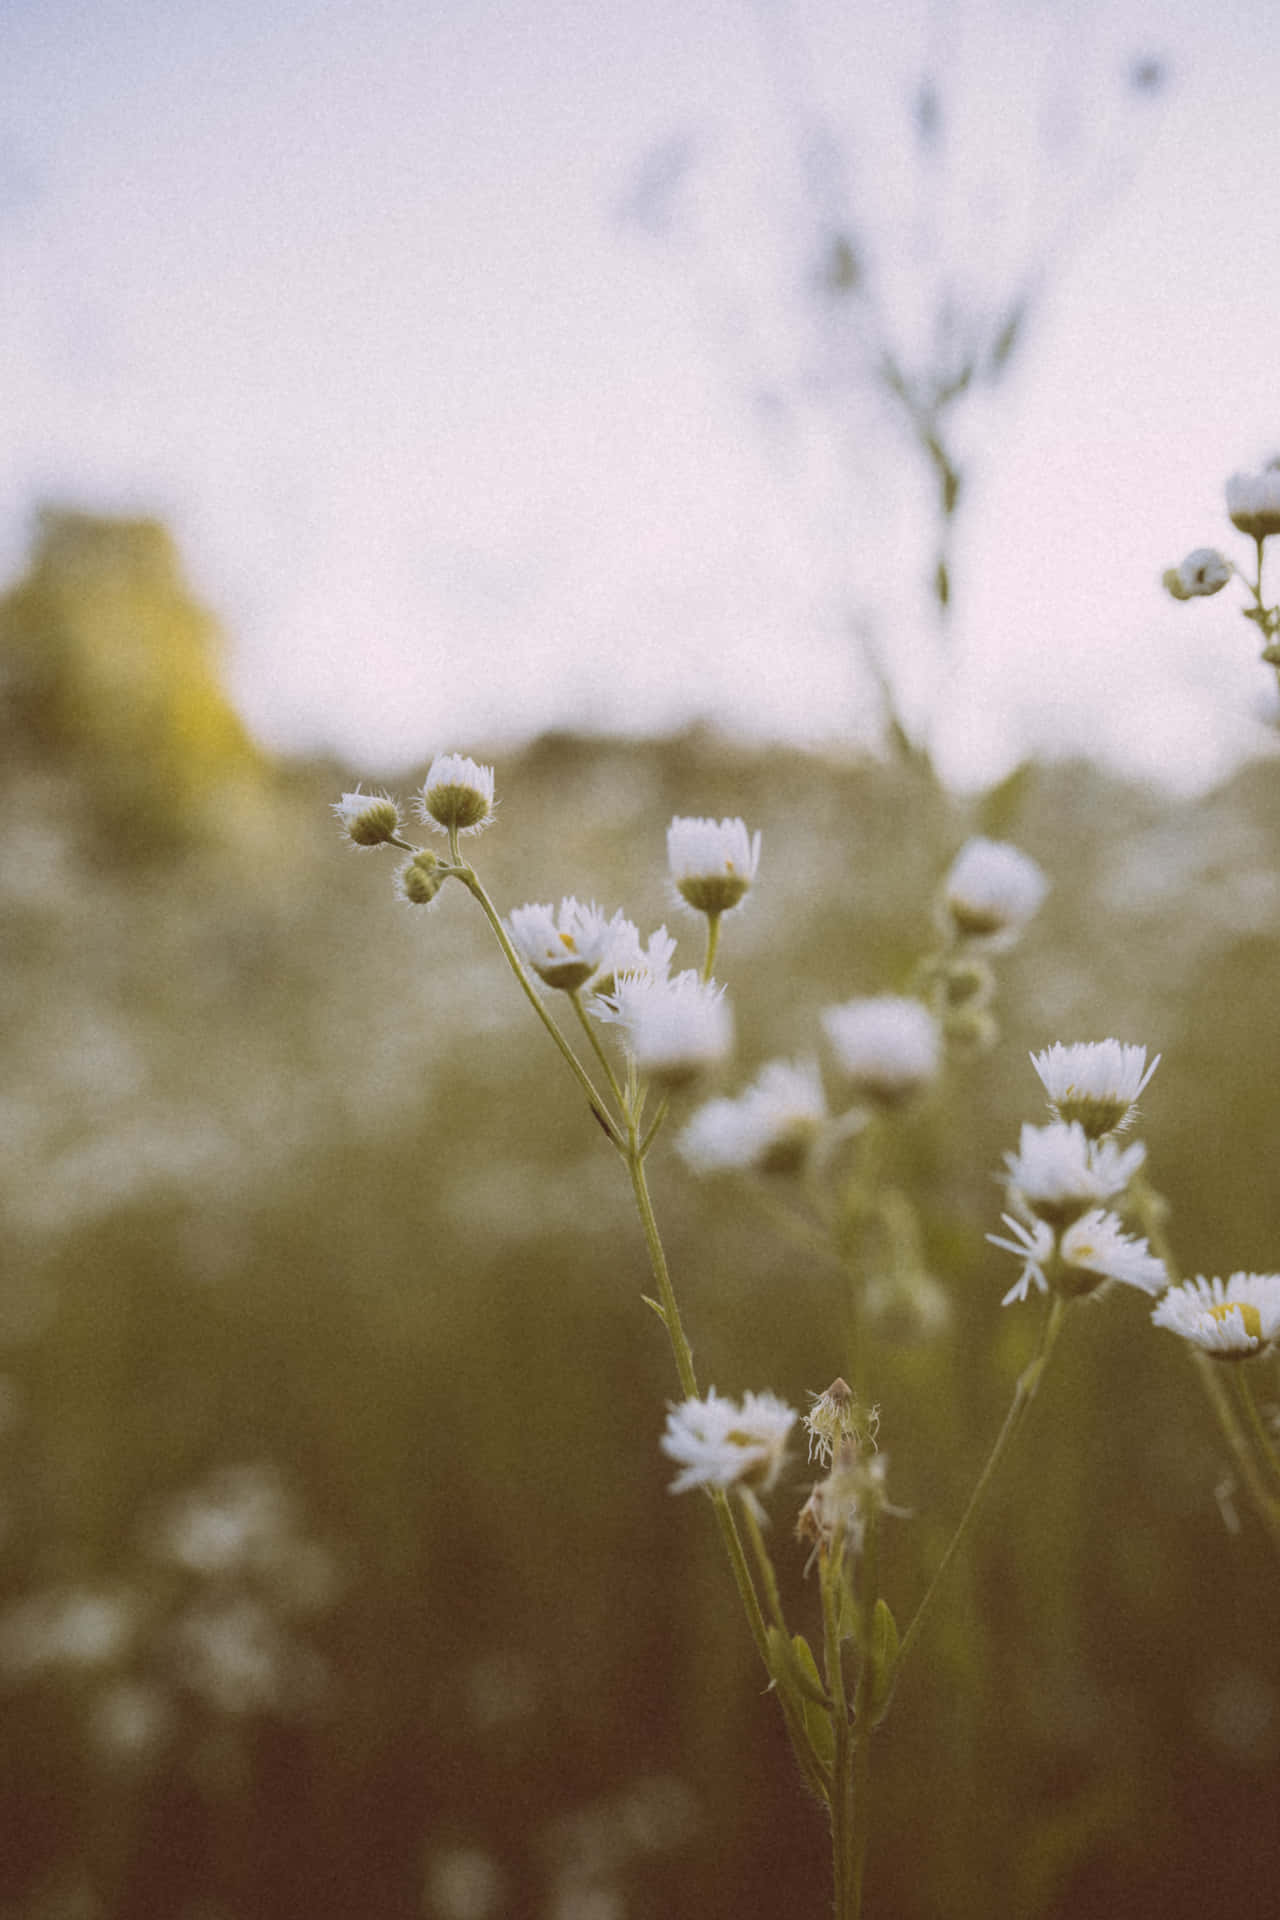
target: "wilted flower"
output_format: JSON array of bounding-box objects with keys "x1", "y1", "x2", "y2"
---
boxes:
[
  {"x1": 660, "y1": 1389, "x2": 796, "y2": 1495},
  {"x1": 1163, "y1": 549, "x2": 1233, "y2": 600},
  {"x1": 1002, "y1": 1121, "x2": 1145, "y2": 1228},
  {"x1": 1226, "y1": 464, "x2": 1280, "y2": 541},
  {"x1": 1152, "y1": 1273, "x2": 1280, "y2": 1360},
  {"x1": 821, "y1": 996, "x2": 941, "y2": 1106},
  {"x1": 331, "y1": 788, "x2": 401, "y2": 848},
  {"x1": 1030, "y1": 1040, "x2": 1159, "y2": 1137},
  {"x1": 803, "y1": 1378, "x2": 878, "y2": 1467},
  {"x1": 678, "y1": 1059, "x2": 826, "y2": 1176},
  {"x1": 796, "y1": 1443, "x2": 893, "y2": 1559},
  {"x1": 418, "y1": 754, "x2": 496, "y2": 836},
  {"x1": 508, "y1": 899, "x2": 615, "y2": 991},
  {"x1": 941, "y1": 838, "x2": 1047, "y2": 949},
  {"x1": 599, "y1": 970, "x2": 732, "y2": 1087},
  {"x1": 667, "y1": 816, "x2": 761, "y2": 916}
]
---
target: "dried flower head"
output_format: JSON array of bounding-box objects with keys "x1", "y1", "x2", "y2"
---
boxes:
[
  {"x1": 667, "y1": 816, "x2": 761, "y2": 916},
  {"x1": 678, "y1": 1059, "x2": 827, "y2": 1177},
  {"x1": 1152, "y1": 1273, "x2": 1280, "y2": 1360},
  {"x1": 802, "y1": 1378, "x2": 879, "y2": 1467},
  {"x1": 660, "y1": 1389, "x2": 796, "y2": 1496},
  {"x1": 941, "y1": 838, "x2": 1047, "y2": 949},
  {"x1": 417, "y1": 754, "x2": 496, "y2": 837},
  {"x1": 1030, "y1": 1040, "x2": 1160, "y2": 1138},
  {"x1": 821, "y1": 996, "x2": 941, "y2": 1107}
]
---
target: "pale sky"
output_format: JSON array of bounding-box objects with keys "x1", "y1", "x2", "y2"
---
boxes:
[{"x1": 3, "y1": 0, "x2": 1279, "y2": 792}]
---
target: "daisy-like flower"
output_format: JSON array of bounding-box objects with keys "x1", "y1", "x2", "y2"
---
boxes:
[
  {"x1": 667, "y1": 816, "x2": 761, "y2": 916},
  {"x1": 1030, "y1": 1040, "x2": 1160, "y2": 1138},
  {"x1": 1152, "y1": 1273, "x2": 1280, "y2": 1360},
  {"x1": 660, "y1": 1389, "x2": 796, "y2": 1496},
  {"x1": 677, "y1": 1058, "x2": 827, "y2": 1177},
  {"x1": 987, "y1": 1213, "x2": 1055, "y2": 1305},
  {"x1": 802, "y1": 1378, "x2": 878, "y2": 1467},
  {"x1": 1226, "y1": 463, "x2": 1280, "y2": 542},
  {"x1": 599, "y1": 969, "x2": 733, "y2": 1087},
  {"x1": 988, "y1": 1208, "x2": 1165, "y2": 1304},
  {"x1": 507, "y1": 898, "x2": 615, "y2": 992},
  {"x1": 1057, "y1": 1209, "x2": 1167, "y2": 1298},
  {"x1": 941, "y1": 837, "x2": 1047, "y2": 949},
  {"x1": 331, "y1": 788, "x2": 401, "y2": 848},
  {"x1": 589, "y1": 918, "x2": 677, "y2": 1001},
  {"x1": 1002, "y1": 1121, "x2": 1145, "y2": 1228},
  {"x1": 821, "y1": 996, "x2": 941, "y2": 1107},
  {"x1": 1163, "y1": 548, "x2": 1233, "y2": 600},
  {"x1": 417, "y1": 753, "x2": 496, "y2": 837}
]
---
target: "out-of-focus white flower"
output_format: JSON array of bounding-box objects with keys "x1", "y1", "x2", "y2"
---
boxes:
[
  {"x1": 0, "y1": 1586, "x2": 139, "y2": 1677},
  {"x1": 1152, "y1": 1273, "x2": 1280, "y2": 1359},
  {"x1": 666, "y1": 816, "x2": 761, "y2": 915},
  {"x1": 599, "y1": 970, "x2": 732, "y2": 1086},
  {"x1": 1058, "y1": 1209, "x2": 1166, "y2": 1298},
  {"x1": 1003, "y1": 1121, "x2": 1145, "y2": 1227},
  {"x1": 508, "y1": 899, "x2": 615, "y2": 992},
  {"x1": 821, "y1": 996, "x2": 941, "y2": 1106},
  {"x1": 1030, "y1": 1040, "x2": 1160, "y2": 1137},
  {"x1": 417, "y1": 754, "x2": 496, "y2": 836},
  {"x1": 677, "y1": 1059, "x2": 826, "y2": 1176},
  {"x1": 1226, "y1": 464, "x2": 1280, "y2": 541},
  {"x1": 331, "y1": 788, "x2": 401, "y2": 848},
  {"x1": 588, "y1": 918, "x2": 676, "y2": 1001},
  {"x1": 988, "y1": 1213, "x2": 1055, "y2": 1305},
  {"x1": 660, "y1": 1389, "x2": 796, "y2": 1495},
  {"x1": 1163, "y1": 549, "x2": 1234, "y2": 600},
  {"x1": 941, "y1": 838, "x2": 1047, "y2": 949}
]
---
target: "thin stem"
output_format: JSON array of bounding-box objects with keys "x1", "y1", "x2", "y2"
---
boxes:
[
  {"x1": 848, "y1": 1505, "x2": 879, "y2": 1919},
  {"x1": 639, "y1": 1092, "x2": 670, "y2": 1158},
  {"x1": 702, "y1": 912, "x2": 722, "y2": 982},
  {"x1": 569, "y1": 989, "x2": 626, "y2": 1114},
  {"x1": 896, "y1": 1295, "x2": 1067, "y2": 1673},
  {"x1": 821, "y1": 1547, "x2": 855, "y2": 1918},
  {"x1": 1192, "y1": 1354, "x2": 1280, "y2": 1552},
  {"x1": 1237, "y1": 1365, "x2": 1280, "y2": 1488},
  {"x1": 737, "y1": 1493, "x2": 787, "y2": 1633},
  {"x1": 458, "y1": 867, "x2": 624, "y2": 1148},
  {"x1": 626, "y1": 1142, "x2": 698, "y2": 1398}
]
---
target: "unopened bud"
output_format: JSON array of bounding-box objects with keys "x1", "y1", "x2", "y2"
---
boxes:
[
  {"x1": 332, "y1": 789, "x2": 401, "y2": 847},
  {"x1": 418, "y1": 754, "x2": 496, "y2": 837},
  {"x1": 397, "y1": 849, "x2": 445, "y2": 906}
]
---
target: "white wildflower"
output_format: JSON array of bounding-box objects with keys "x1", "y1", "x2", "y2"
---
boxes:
[
  {"x1": 1030, "y1": 1040, "x2": 1160, "y2": 1138},
  {"x1": 1226, "y1": 464, "x2": 1280, "y2": 541},
  {"x1": 941, "y1": 837, "x2": 1047, "y2": 949},
  {"x1": 1058, "y1": 1209, "x2": 1166, "y2": 1298},
  {"x1": 599, "y1": 969, "x2": 732, "y2": 1087},
  {"x1": 660, "y1": 1389, "x2": 796, "y2": 1495},
  {"x1": 508, "y1": 899, "x2": 615, "y2": 992},
  {"x1": 417, "y1": 753, "x2": 496, "y2": 836},
  {"x1": 678, "y1": 1059, "x2": 826, "y2": 1177},
  {"x1": 821, "y1": 996, "x2": 941, "y2": 1106},
  {"x1": 667, "y1": 816, "x2": 761, "y2": 916},
  {"x1": 1163, "y1": 549, "x2": 1233, "y2": 600},
  {"x1": 331, "y1": 788, "x2": 401, "y2": 848},
  {"x1": 589, "y1": 918, "x2": 677, "y2": 1001},
  {"x1": 1152, "y1": 1273, "x2": 1280, "y2": 1360},
  {"x1": 987, "y1": 1213, "x2": 1055, "y2": 1305},
  {"x1": 1002, "y1": 1121, "x2": 1145, "y2": 1227}
]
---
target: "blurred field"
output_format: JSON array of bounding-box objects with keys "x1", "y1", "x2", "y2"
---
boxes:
[{"x1": 2, "y1": 516, "x2": 1280, "y2": 1919}]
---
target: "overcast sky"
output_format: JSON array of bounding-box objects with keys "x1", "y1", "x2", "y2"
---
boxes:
[{"x1": 3, "y1": 0, "x2": 1279, "y2": 791}]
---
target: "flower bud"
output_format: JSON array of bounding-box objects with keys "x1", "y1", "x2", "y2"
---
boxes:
[
  {"x1": 332, "y1": 789, "x2": 401, "y2": 848},
  {"x1": 940, "y1": 837, "x2": 1047, "y2": 949},
  {"x1": 397, "y1": 849, "x2": 445, "y2": 906},
  {"x1": 667, "y1": 816, "x2": 761, "y2": 916},
  {"x1": 1163, "y1": 549, "x2": 1233, "y2": 600},
  {"x1": 417, "y1": 754, "x2": 496, "y2": 836}
]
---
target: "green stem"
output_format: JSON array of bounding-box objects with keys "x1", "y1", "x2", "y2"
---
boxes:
[
  {"x1": 821, "y1": 1547, "x2": 855, "y2": 1918},
  {"x1": 702, "y1": 912, "x2": 722, "y2": 982},
  {"x1": 1238, "y1": 1365, "x2": 1280, "y2": 1488},
  {"x1": 627, "y1": 1143, "x2": 698, "y2": 1398},
  {"x1": 737, "y1": 1492, "x2": 788, "y2": 1633},
  {"x1": 569, "y1": 989, "x2": 627, "y2": 1113},
  {"x1": 848, "y1": 1505, "x2": 879, "y2": 1919},
  {"x1": 1192, "y1": 1354, "x2": 1280, "y2": 1551},
  {"x1": 458, "y1": 868, "x2": 623, "y2": 1148},
  {"x1": 896, "y1": 1294, "x2": 1067, "y2": 1673}
]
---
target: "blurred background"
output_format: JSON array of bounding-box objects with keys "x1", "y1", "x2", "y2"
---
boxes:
[{"x1": 3, "y1": 0, "x2": 1280, "y2": 1915}]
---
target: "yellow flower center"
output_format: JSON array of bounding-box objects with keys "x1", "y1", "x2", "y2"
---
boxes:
[{"x1": 1209, "y1": 1302, "x2": 1263, "y2": 1342}]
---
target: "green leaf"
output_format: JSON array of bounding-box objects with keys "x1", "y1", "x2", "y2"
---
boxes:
[{"x1": 868, "y1": 1598, "x2": 900, "y2": 1727}]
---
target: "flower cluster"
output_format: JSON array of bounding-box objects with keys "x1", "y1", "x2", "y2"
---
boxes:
[
  {"x1": 988, "y1": 1043, "x2": 1164, "y2": 1305},
  {"x1": 1163, "y1": 460, "x2": 1280, "y2": 677}
]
